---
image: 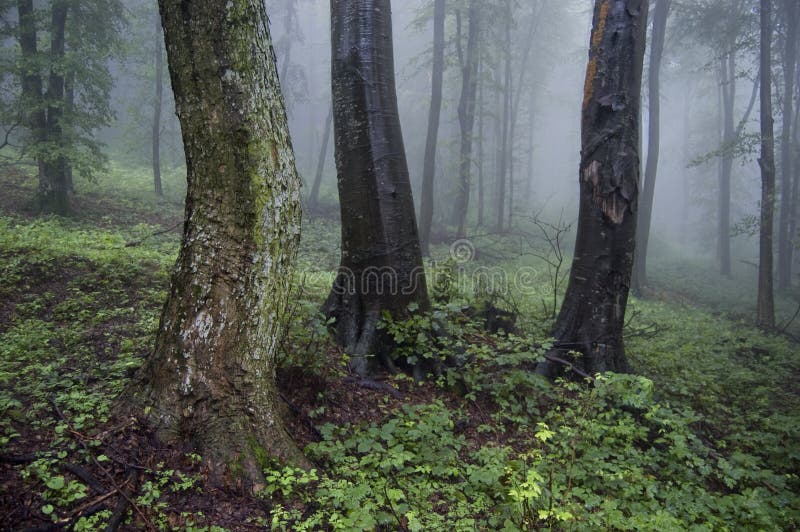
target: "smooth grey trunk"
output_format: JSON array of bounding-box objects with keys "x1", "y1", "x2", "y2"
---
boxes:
[
  {"x1": 324, "y1": 0, "x2": 430, "y2": 376},
  {"x1": 128, "y1": 0, "x2": 307, "y2": 485},
  {"x1": 778, "y1": 0, "x2": 797, "y2": 289},
  {"x1": 495, "y1": 0, "x2": 511, "y2": 233},
  {"x1": 64, "y1": 68, "x2": 74, "y2": 192},
  {"x1": 419, "y1": 0, "x2": 445, "y2": 255},
  {"x1": 477, "y1": 61, "x2": 485, "y2": 228},
  {"x1": 152, "y1": 11, "x2": 164, "y2": 197},
  {"x1": 451, "y1": 1, "x2": 479, "y2": 238},
  {"x1": 308, "y1": 104, "x2": 332, "y2": 211},
  {"x1": 632, "y1": 0, "x2": 670, "y2": 292},
  {"x1": 719, "y1": 52, "x2": 736, "y2": 276},
  {"x1": 540, "y1": 0, "x2": 649, "y2": 378},
  {"x1": 757, "y1": 0, "x2": 775, "y2": 328}
]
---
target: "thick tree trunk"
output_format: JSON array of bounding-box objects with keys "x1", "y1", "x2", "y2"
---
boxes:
[
  {"x1": 152, "y1": 11, "x2": 164, "y2": 197},
  {"x1": 127, "y1": 0, "x2": 307, "y2": 485},
  {"x1": 541, "y1": 0, "x2": 649, "y2": 378},
  {"x1": 308, "y1": 104, "x2": 332, "y2": 211},
  {"x1": 419, "y1": 0, "x2": 445, "y2": 255},
  {"x1": 324, "y1": 0, "x2": 430, "y2": 376},
  {"x1": 757, "y1": 0, "x2": 775, "y2": 328},
  {"x1": 41, "y1": 1, "x2": 69, "y2": 216},
  {"x1": 778, "y1": 0, "x2": 797, "y2": 289},
  {"x1": 17, "y1": 0, "x2": 46, "y2": 191},
  {"x1": 451, "y1": 2, "x2": 479, "y2": 239},
  {"x1": 632, "y1": 0, "x2": 670, "y2": 292}
]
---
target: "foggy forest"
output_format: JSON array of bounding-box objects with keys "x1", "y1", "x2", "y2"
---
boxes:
[{"x1": 1, "y1": 0, "x2": 799, "y2": 529}]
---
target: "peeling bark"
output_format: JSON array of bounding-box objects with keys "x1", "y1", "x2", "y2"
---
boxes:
[
  {"x1": 124, "y1": 0, "x2": 307, "y2": 487},
  {"x1": 325, "y1": 0, "x2": 430, "y2": 375},
  {"x1": 541, "y1": 0, "x2": 649, "y2": 378}
]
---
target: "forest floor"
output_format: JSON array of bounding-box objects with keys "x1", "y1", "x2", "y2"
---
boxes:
[{"x1": 1, "y1": 168, "x2": 799, "y2": 530}]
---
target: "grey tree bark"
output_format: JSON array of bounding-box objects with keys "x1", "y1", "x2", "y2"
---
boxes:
[
  {"x1": 152, "y1": 10, "x2": 163, "y2": 197},
  {"x1": 632, "y1": 0, "x2": 670, "y2": 292},
  {"x1": 757, "y1": 0, "x2": 776, "y2": 328},
  {"x1": 540, "y1": 0, "x2": 650, "y2": 378},
  {"x1": 778, "y1": 0, "x2": 797, "y2": 289},
  {"x1": 126, "y1": 0, "x2": 307, "y2": 485},
  {"x1": 451, "y1": 1, "x2": 480, "y2": 239},
  {"x1": 324, "y1": 0, "x2": 431, "y2": 376},
  {"x1": 419, "y1": 0, "x2": 445, "y2": 255},
  {"x1": 307, "y1": 103, "x2": 332, "y2": 211},
  {"x1": 41, "y1": 1, "x2": 69, "y2": 216},
  {"x1": 495, "y1": 0, "x2": 511, "y2": 233}
]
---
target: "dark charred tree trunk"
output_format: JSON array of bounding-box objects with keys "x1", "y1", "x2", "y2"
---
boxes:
[
  {"x1": 419, "y1": 0, "x2": 445, "y2": 255},
  {"x1": 152, "y1": 11, "x2": 164, "y2": 197},
  {"x1": 757, "y1": 0, "x2": 776, "y2": 328},
  {"x1": 126, "y1": 0, "x2": 307, "y2": 485},
  {"x1": 324, "y1": 0, "x2": 431, "y2": 376},
  {"x1": 17, "y1": 0, "x2": 46, "y2": 192},
  {"x1": 308, "y1": 103, "x2": 332, "y2": 211},
  {"x1": 719, "y1": 52, "x2": 736, "y2": 277},
  {"x1": 451, "y1": 1, "x2": 480, "y2": 238},
  {"x1": 41, "y1": 1, "x2": 69, "y2": 216},
  {"x1": 778, "y1": 0, "x2": 797, "y2": 289},
  {"x1": 540, "y1": 0, "x2": 649, "y2": 378},
  {"x1": 632, "y1": 0, "x2": 670, "y2": 292}
]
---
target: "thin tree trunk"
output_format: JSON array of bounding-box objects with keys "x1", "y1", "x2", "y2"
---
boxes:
[
  {"x1": 308, "y1": 103, "x2": 332, "y2": 211},
  {"x1": 152, "y1": 11, "x2": 164, "y2": 197},
  {"x1": 778, "y1": 0, "x2": 797, "y2": 289},
  {"x1": 41, "y1": 0, "x2": 69, "y2": 216},
  {"x1": 17, "y1": 0, "x2": 47, "y2": 196},
  {"x1": 451, "y1": 1, "x2": 479, "y2": 238},
  {"x1": 477, "y1": 60, "x2": 485, "y2": 228},
  {"x1": 496, "y1": 0, "x2": 511, "y2": 232},
  {"x1": 324, "y1": 0, "x2": 430, "y2": 376},
  {"x1": 127, "y1": 0, "x2": 307, "y2": 485},
  {"x1": 632, "y1": 0, "x2": 670, "y2": 292},
  {"x1": 64, "y1": 68, "x2": 74, "y2": 192},
  {"x1": 419, "y1": 0, "x2": 445, "y2": 255},
  {"x1": 757, "y1": 0, "x2": 776, "y2": 328},
  {"x1": 719, "y1": 51, "x2": 736, "y2": 277},
  {"x1": 505, "y1": 5, "x2": 539, "y2": 230},
  {"x1": 541, "y1": 0, "x2": 649, "y2": 378}
]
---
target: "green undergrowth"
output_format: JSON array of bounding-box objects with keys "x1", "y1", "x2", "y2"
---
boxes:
[
  {"x1": 267, "y1": 306, "x2": 800, "y2": 530},
  {"x1": 1, "y1": 194, "x2": 799, "y2": 530}
]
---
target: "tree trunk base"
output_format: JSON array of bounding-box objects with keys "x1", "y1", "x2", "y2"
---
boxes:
[{"x1": 118, "y1": 376, "x2": 310, "y2": 493}]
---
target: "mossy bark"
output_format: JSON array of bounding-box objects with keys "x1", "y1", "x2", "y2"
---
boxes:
[
  {"x1": 124, "y1": 0, "x2": 307, "y2": 487},
  {"x1": 541, "y1": 0, "x2": 649, "y2": 378},
  {"x1": 325, "y1": 0, "x2": 431, "y2": 375}
]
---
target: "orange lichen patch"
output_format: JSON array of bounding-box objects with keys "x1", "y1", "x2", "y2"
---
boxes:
[
  {"x1": 583, "y1": 0, "x2": 609, "y2": 110},
  {"x1": 583, "y1": 159, "x2": 627, "y2": 224},
  {"x1": 592, "y1": 0, "x2": 610, "y2": 51},
  {"x1": 583, "y1": 58, "x2": 598, "y2": 111}
]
